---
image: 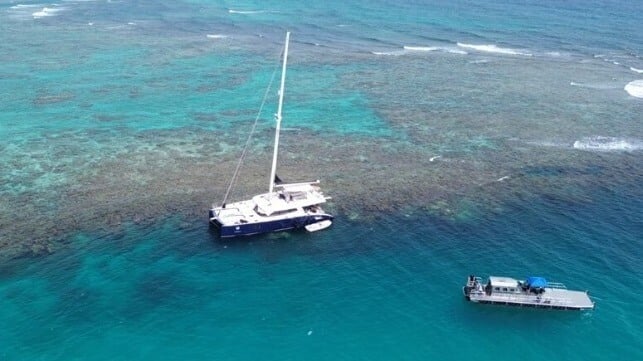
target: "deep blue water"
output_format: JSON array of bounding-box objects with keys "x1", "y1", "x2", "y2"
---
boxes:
[
  {"x1": 2, "y1": 180, "x2": 641, "y2": 360},
  {"x1": 1, "y1": 0, "x2": 642, "y2": 359}
]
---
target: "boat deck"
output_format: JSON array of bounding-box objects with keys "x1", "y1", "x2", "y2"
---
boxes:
[
  {"x1": 468, "y1": 287, "x2": 594, "y2": 310},
  {"x1": 213, "y1": 199, "x2": 264, "y2": 226}
]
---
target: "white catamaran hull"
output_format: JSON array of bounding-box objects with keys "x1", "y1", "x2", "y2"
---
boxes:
[{"x1": 210, "y1": 209, "x2": 333, "y2": 237}]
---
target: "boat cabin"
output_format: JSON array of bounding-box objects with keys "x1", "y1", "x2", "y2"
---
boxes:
[
  {"x1": 483, "y1": 276, "x2": 551, "y2": 295},
  {"x1": 485, "y1": 277, "x2": 521, "y2": 295}
]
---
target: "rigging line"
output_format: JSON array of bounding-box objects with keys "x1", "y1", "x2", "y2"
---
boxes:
[{"x1": 219, "y1": 46, "x2": 284, "y2": 206}]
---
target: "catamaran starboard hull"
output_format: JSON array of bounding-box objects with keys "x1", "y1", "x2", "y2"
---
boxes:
[{"x1": 209, "y1": 210, "x2": 333, "y2": 238}]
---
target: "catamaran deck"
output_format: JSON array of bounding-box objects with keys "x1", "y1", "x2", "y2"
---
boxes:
[{"x1": 213, "y1": 182, "x2": 328, "y2": 226}]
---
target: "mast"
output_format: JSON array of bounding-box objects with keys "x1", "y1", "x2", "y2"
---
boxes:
[{"x1": 269, "y1": 31, "x2": 290, "y2": 194}]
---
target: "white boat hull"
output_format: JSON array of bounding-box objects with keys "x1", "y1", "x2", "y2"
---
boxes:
[{"x1": 305, "y1": 219, "x2": 333, "y2": 232}]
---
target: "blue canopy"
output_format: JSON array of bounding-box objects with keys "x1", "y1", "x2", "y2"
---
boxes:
[{"x1": 525, "y1": 276, "x2": 548, "y2": 288}]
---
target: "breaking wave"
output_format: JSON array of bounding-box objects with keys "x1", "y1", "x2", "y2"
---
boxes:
[
  {"x1": 371, "y1": 50, "x2": 405, "y2": 56},
  {"x1": 403, "y1": 45, "x2": 467, "y2": 55},
  {"x1": 8, "y1": 4, "x2": 67, "y2": 20},
  {"x1": 569, "y1": 81, "x2": 620, "y2": 90},
  {"x1": 573, "y1": 137, "x2": 642, "y2": 152},
  {"x1": 228, "y1": 9, "x2": 269, "y2": 14},
  {"x1": 10, "y1": 4, "x2": 41, "y2": 9},
  {"x1": 32, "y1": 6, "x2": 63, "y2": 19},
  {"x1": 403, "y1": 46, "x2": 438, "y2": 52},
  {"x1": 630, "y1": 67, "x2": 643, "y2": 74},
  {"x1": 624, "y1": 80, "x2": 643, "y2": 98},
  {"x1": 372, "y1": 45, "x2": 467, "y2": 56},
  {"x1": 456, "y1": 42, "x2": 532, "y2": 56}
]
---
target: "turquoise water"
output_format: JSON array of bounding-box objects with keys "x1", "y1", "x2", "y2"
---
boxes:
[
  {"x1": 1, "y1": 0, "x2": 642, "y2": 359},
  {"x1": 2, "y1": 187, "x2": 641, "y2": 359}
]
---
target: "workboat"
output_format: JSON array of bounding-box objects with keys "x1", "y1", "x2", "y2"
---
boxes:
[
  {"x1": 463, "y1": 275, "x2": 594, "y2": 310},
  {"x1": 208, "y1": 32, "x2": 333, "y2": 237}
]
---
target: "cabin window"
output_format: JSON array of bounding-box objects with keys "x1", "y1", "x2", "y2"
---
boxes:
[
  {"x1": 510, "y1": 288, "x2": 515, "y2": 292},
  {"x1": 502, "y1": 287, "x2": 508, "y2": 292},
  {"x1": 494, "y1": 287, "x2": 500, "y2": 291}
]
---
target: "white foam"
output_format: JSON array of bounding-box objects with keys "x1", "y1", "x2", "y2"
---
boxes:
[
  {"x1": 429, "y1": 156, "x2": 441, "y2": 162},
  {"x1": 446, "y1": 48, "x2": 468, "y2": 55},
  {"x1": 526, "y1": 140, "x2": 568, "y2": 148},
  {"x1": 469, "y1": 59, "x2": 490, "y2": 64},
  {"x1": 544, "y1": 51, "x2": 575, "y2": 60},
  {"x1": 228, "y1": 9, "x2": 267, "y2": 14},
  {"x1": 404, "y1": 45, "x2": 467, "y2": 55},
  {"x1": 207, "y1": 34, "x2": 228, "y2": 39},
  {"x1": 595, "y1": 55, "x2": 628, "y2": 67},
  {"x1": 8, "y1": 3, "x2": 43, "y2": 19},
  {"x1": 570, "y1": 81, "x2": 620, "y2": 90},
  {"x1": 33, "y1": 7, "x2": 63, "y2": 19},
  {"x1": 624, "y1": 80, "x2": 643, "y2": 98},
  {"x1": 371, "y1": 50, "x2": 406, "y2": 56},
  {"x1": 11, "y1": 4, "x2": 42, "y2": 9},
  {"x1": 497, "y1": 176, "x2": 510, "y2": 182},
  {"x1": 457, "y1": 42, "x2": 532, "y2": 56},
  {"x1": 573, "y1": 136, "x2": 642, "y2": 152},
  {"x1": 373, "y1": 45, "x2": 466, "y2": 57},
  {"x1": 403, "y1": 46, "x2": 439, "y2": 52},
  {"x1": 630, "y1": 67, "x2": 643, "y2": 74}
]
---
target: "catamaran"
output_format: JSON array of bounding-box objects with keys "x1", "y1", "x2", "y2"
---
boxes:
[{"x1": 209, "y1": 32, "x2": 333, "y2": 237}]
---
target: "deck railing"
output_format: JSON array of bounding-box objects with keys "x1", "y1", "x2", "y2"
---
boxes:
[
  {"x1": 474, "y1": 292, "x2": 574, "y2": 306},
  {"x1": 546, "y1": 282, "x2": 567, "y2": 289}
]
